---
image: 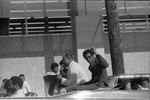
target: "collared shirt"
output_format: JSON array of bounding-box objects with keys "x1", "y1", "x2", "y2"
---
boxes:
[
  {"x1": 46, "y1": 71, "x2": 57, "y2": 76},
  {"x1": 62, "y1": 61, "x2": 88, "y2": 86},
  {"x1": 11, "y1": 89, "x2": 25, "y2": 97},
  {"x1": 69, "y1": 61, "x2": 88, "y2": 83},
  {"x1": 22, "y1": 81, "x2": 31, "y2": 93}
]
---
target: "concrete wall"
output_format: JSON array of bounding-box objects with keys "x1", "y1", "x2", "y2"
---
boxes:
[
  {"x1": 105, "y1": 52, "x2": 150, "y2": 75},
  {"x1": 0, "y1": 0, "x2": 10, "y2": 17},
  {"x1": 75, "y1": 15, "x2": 108, "y2": 80},
  {"x1": 104, "y1": 32, "x2": 150, "y2": 75},
  {"x1": 0, "y1": 35, "x2": 73, "y2": 96}
]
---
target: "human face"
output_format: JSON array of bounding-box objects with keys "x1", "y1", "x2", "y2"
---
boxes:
[
  {"x1": 60, "y1": 63, "x2": 67, "y2": 69},
  {"x1": 142, "y1": 80, "x2": 149, "y2": 88},
  {"x1": 53, "y1": 66, "x2": 59, "y2": 73},
  {"x1": 126, "y1": 82, "x2": 131, "y2": 90},
  {"x1": 84, "y1": 53, "x2": 95, "y2": 64},
  {"x1": 62, "y1": 57, "x2": 70, "y2": 66}
]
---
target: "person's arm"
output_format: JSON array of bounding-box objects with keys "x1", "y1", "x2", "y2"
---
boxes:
[
  {"x1": 62, "y1": 73, "x2": 77, "y2": 87},
  {"x1": 61, "y1": 64, "x2": 78, "y2": 87},
  {"x1": 60, "y1": 68, "x2": 67, "y2": 78},
  {"x1": 91, "y1": 48, "x2": 109, "y2": 68},
  {"x1": 81, "y1": 79, "x2": 93, "y2": 85},
  {"x1": 46, "y1": 72, "x2": 50, "y2": 76},
  {"x1": 96, "y1": 54, "x2": 109, "y2": 68},
  {"x1": 24, "y1": 81, "x2": 31, "y2": 92}
]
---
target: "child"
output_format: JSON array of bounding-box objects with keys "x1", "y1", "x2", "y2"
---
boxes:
[
  {"x1": 123, "y1": 79, "x2": 132, "y2": 90},
  {"x1": 46, "y1": 63, "x2": 59, "y2": 75}
]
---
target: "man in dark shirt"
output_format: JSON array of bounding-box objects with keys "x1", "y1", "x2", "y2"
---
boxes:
[{"x1": 60, "y1": 48, "x2": 109, "y2": 93}]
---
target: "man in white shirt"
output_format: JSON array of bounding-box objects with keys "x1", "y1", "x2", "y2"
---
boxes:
[
  {"x1": 10, "y1": 76, "x2": 25, "y2": 97},
  {"x1": 19, "y1": 74, "x2": 31, "y2": 94},
  {"x1": 57, "y1": 53, "x2": 88, "y2": 87}
]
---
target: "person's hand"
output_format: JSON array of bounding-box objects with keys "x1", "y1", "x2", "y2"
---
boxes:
[
  {"x1": 53, "y1": 89, "x2": 58, "y2": 95},
  {"x1": 57, "y1": 74, "x2": 63, "y2": 80},
  {"x1": 60, "y1": 66, "x2": 64, "y2": 70},
  {"x1": 59, "y1": 88, "x2": 67, "y2": 94},
  {"x1": 91, "y1": 47, "x2": 97, "y2": 55},
  {"x1": 77, "y1": 80, "x2": 86, "y2": 85}
]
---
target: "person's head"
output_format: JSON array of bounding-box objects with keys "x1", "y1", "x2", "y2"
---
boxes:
[
  {"x1": 19, "y1": 74, "x2": 25, "y2": 82},
  {"x1": 124, "y1": 80, "x2": 132, "y2": 90},
  {"x1": 2, "y1": 79, "x2": 8, "y2": 84},
  {"x1": 59, "y1": 60, "x2": 67, "y2": 69},
  {"x1": 59, "y1": 60, "x2": 65, "y2": 66},
  {"x1": 3, "y1": 79, "x2": 14, "y2": 96},
  {"x1": 83, "y1": 49, "x2": 95, "y2": 64},
  {"x1": 62, "y1": 53, "x2": 74, "y2": 66},
  {"x1": 51, "y1": 63, "x2": 59, "y2": 74},
  {"x1": 10, "y1": 76, "x2": 23, "y2": 91},
  {"x1": 140, "y1": 78, "x2": 149, "y2": 88}
]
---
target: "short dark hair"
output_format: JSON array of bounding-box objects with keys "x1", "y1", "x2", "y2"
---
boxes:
[
  {"x1": 59, "y1": 60, "x2": 65, "y2": 65},
  {"x1": 2, "y1": 79, "x2": 8, "y2": 83},
  {"x1": 3, "y1": 79, "x2": 12, "y2": 93},
  {"x1": 11, "y1": 76, "x2": 23, "y2": 88},
  {"x1": 19, "y1": 74, "x2": 25, "y2": 78},
  {"x1": 51, "y1": 63, "x2": 59, "y2": 71},
  {"x1": 63, "y1": 53, "x2": 74, "y2": 60},
  {"x1": 83, "y1": 49, "x2": 94, "y2": 58}
]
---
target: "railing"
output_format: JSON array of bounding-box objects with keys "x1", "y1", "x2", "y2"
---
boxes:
[
  {"x1": 8, "y1": 17, "x2": 71, "y2": 35},
  {"x1": 102, "y1": 14, "x2": 150, "y2": 33}
]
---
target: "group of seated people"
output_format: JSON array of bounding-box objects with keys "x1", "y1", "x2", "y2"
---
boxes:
[
  {"x1": 45, "y1": 48, "x2": 109, "y2": 95},
  {"x1": 45, "y1": 48, "x2": 150, "y2": 96},
  {"x1": 119, "y1": 78, "x2": 150, "y2": 90},
  {"x1": 1, "y1": 47, "x2": 149, "y2": 97},
  {"x1": 0, "y1": 74, "x2": 37, "y2": 97}
]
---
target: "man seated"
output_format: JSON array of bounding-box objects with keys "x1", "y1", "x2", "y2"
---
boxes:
[
  {"x1": 19, "y1": 74, "x2": 31, "y2": 94},
  {"x1": 10, "y1": 76, "x2": 25, "y2": 97},
  {"x1": 57, "y1": 53, "x2": 88, "y2": 87},
  {"x1": 45, "y1": 63, "x2": 61, "y2": 95}
]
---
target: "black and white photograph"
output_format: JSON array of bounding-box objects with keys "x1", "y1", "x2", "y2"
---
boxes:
[{"x1": 0, "y1": 0, "x2": 150, "y2": 100}]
